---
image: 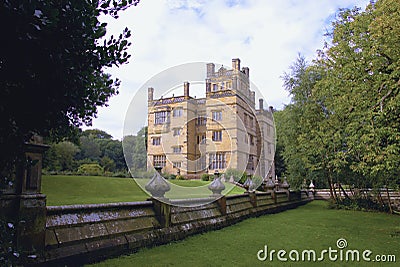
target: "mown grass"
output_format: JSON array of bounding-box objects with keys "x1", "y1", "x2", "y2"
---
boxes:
[
  {"x1": 42, "y1": 175, "x2": 148, "y2": 206},
  {"x1": 42, "y1": 175, "x2": 245, "y2": 206},
  {"x1": 89, "y1": 201, "x2": 399, "y2": 267}
]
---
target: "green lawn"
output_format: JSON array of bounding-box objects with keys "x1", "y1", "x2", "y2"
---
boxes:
[
  {"x1": 42, "y1": 175, "x2": 148, "y2": 206},
  {"x1": 89, "y1": 201, "x2": 399, "y2": 267},
  {"x1": 42, "y1": 175, "x2": 245, "y2": 206}
]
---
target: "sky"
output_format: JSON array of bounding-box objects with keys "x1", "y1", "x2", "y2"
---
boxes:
[{"x1": 85, "y1": 0, "x2": 370, "y2": 140}]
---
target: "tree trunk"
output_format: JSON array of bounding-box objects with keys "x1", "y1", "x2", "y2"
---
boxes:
[
  {"x1": 332, "y1": 183, "x2": 339, "y2": 201},
  {"x1": 377, "y1": 188, "x2": 384, "y2": 205},
  {"x1": 338, "y1": 183, "x2": 350, "y2": 199},
  {"x1": 386, "y1": 187, "x2": 393, "y2": 214},
  {"x1": 349, "y1": 186, "x2": 354, "y2": 197},
  {"x1": 328, "y1": 176, "x2": 335, "y2": 202}
]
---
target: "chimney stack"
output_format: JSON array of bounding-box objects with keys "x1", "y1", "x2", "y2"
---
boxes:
[
  {"x1": 232, "y1": 58, "x2": 241, "y2": 71},
  {"x1": 184, "y1": 81, "x2": 190, "y2": 98},
  {"x1": 242, "y1": 67, "x2": 249, "y2": 77},
  {"x1": 259, "y1": 98, "x2": 264, "y2": 110},
  {"x1": 207, "y1": 63, "x2": 215, "y2": 78},
  {"x1": 148, "y1": 87, "x2": 154, "y2": 102}
]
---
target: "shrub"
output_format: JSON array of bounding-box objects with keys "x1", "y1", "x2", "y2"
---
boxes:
[
  {"x1": 239, "y1": 171, "x2": 248, "y2": 184},
  {"x1": 161, "y1": 173, "x2": 170, "y2": 179},
  {"x1": 112, "y1": 171, "x2": 130, "y2": 178},
  {"x1": 176, "y1": 175, "x2": 185, "y2": 180},
  {"x1": 77, "y1": 163, "x2": 104, "y2": 176},
  {"x1": 0, "y1": 220, "x2": 16, "y2": 266},
  {"x1": 104, "y1": 171, "x2": 113, "y2": 177},
  {"x1": 201, "y1": 173, "x2": 210, "y2": 181},
  {"x1": 129, "y1": 169, "x2": 155, "y2": 179},
  {"x1": 329, "y1": 196, "x2": 390, "y2": 212},
  {"x1": 169, "y1": 174, "x2": 176, "y2": 180},
  {"x1": 224, "y1": 168, "x2": 246, "y2": 183}
]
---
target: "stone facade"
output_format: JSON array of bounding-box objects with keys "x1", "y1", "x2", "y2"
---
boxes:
[{"x1": 147, "y1": 58, "x2": 275, "y2": 178}]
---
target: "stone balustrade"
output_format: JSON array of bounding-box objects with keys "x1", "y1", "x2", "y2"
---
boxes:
[{"x1": 43, "y1": 189, "x2": 311, "y2": 265}]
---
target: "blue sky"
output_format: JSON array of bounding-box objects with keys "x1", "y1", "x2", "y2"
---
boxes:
[{"x1": 85, "y1": 0, "x2": 371, "y2": 139}]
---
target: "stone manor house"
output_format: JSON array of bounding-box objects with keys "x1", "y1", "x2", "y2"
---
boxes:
[{"x1": 147, "y1": 58, "x2": 275, "y2": 178}]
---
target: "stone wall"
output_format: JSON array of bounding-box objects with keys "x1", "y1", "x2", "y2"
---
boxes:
[
  {"x1": 43, "y1": 191, "x2": 311, "y2": 265},
  {"x1": 314, "y1": 189, "x2": 400, "y2": 203}
]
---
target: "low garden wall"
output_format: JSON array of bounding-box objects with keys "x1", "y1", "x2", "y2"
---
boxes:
[
  {"x1": 314, "y1": 188, "x2": 400, "y2": 204},
  {"x1": 43, "y1": 190, "x2": 311, "y2": 265}
]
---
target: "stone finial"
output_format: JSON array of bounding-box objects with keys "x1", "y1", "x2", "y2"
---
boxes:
[
  {"x1": 265, "y1": 175, "x2": 275, "y2": 192},
  {"x1": 243, "y1": 175, "x2": 251, "y2": 190},
  {"x1": 229, "y1": 175, "x2": 235, "y2": 183},
  {"x1": 308, "y1": 180, "x2": 315, "y2": 199},
  {"x1": 274, "y1": 175, "x2": 280, "y2": 191},
  {"x1": 208, "y1": 170, "x2": 225, "y2": 197},
  {"x1": 243, "y1": 175, "x2": 256, "y2": 192},
  {"x1": 309, "y1": 180, "x2": 315, "y2": 191},
  {"x1": 220, "y1": 174, "x2": 226, "y2": 183},
  {"x1": 145, "y1": 167, "x2": 170, "y2": 198},
  {"x1": 281, "y1": 177, "x2": 290, "y2": 191},
  {"x1": 248, "y1": 178, "x2": 257, "y2": 192}
]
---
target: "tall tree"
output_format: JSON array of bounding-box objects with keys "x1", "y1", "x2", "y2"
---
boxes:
[
  {"x1": 317, "y1": 0, "x2": 400, "y2": 189},
  {"x1": 99, "y1": 139, "x2": 125, "y2": 170},
  {"x1": 279, "y1": 56, "x2": 330, "y2": 189},
  {"x1": 45, "y1": 141, "x2": 80, "y2": 171},
  {"x1": 78, "y1": 135, "x2": 101, "y2": 161},
  {"x1": 0, "y1": 0, "x2": 140, "y2": 181},
  {"x1": 278, "y1": 0, "x2": 400, "y2": 201},
  {"x1": 123, "y1": 127, "x2": 147, "y2": 172}
]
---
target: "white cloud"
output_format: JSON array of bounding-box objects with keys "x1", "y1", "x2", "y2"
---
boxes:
[{"x1": 85, "y1": 0, "x2": 370, "y2": 139}]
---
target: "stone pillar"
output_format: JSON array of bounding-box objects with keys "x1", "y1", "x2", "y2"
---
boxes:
[
  {"x1": 281, "y1": 177, "x2": 290, "y2": 198},
  {"x1": 264, "y1": 176, "x2": 275, "y2": 203},
  {"x1": 152, "y1": 199, "x2": 171, "y2": 228},
  {"x1": 216, "y1": 196, "x2": 227, "y2": 215},
  {"x1": 0, "y1": 136, "x2": 49, "y2": 263},
  {"x1": 274, "y1": 175, "x2": 280, "y2": 192},
  {"x1": 17, "y1": 140, "x2": 48, "y2": 257},
  {"x1": 249, "y1": 192, "x2": 257, "y2": 208}
]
